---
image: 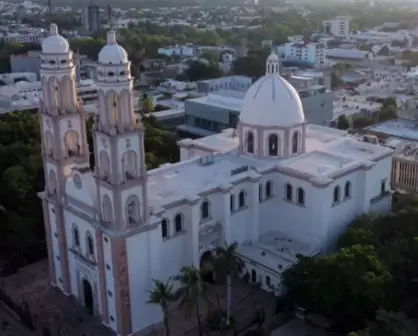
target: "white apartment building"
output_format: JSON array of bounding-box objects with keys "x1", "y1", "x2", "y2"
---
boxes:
[
  {"x1": 1, "y1": 32, "x2": 44, "y2": 44},
  {"x1": 157, "y1": 44, "x2": 196, "y2": 58},
  {"x1": 284, "y1": 41, "x2": 326, "y2": 68},
  {"x1": 323, "y1": 16, "x2": 350, "y2": 38}
]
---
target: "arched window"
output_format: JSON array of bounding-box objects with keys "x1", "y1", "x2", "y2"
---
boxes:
[
  {"x1": 266, "y1": 181, "x2": 272, "y2": 198},
  {"x1": 175, "y1": 214, "x2": 183, "y2": 233},
  {"x1": 161, "y1": 219, "x2": 168, "y2": 239},
  {"x1": 238, "y1": 190, "x2": 246, "y2": 208},
  {"x1": 230, "y1": 195, "x2": 235, "y2": 212},
  {"x1": 64, "y1": 130, "x2": 80, "y2": 157},
  {"x1": 99, "y1": 150, "x2": 111, "y2": 181},
  {"x1": 122, "y1": 150, "x2": 138, "y2": 181},
  {"x1": 344, "y1": 181, "x2": 351, "y2": 199},
  {"x1": 48, "y1": 170, "x2": 57, "y2": 194},
  {"x1": 44, "y1": 131, "x2": 54, "y2": 157},
  {"x1": 285, "y1": 184, "x2": 292, "y2": 201},
  {"x1": 333, "y1": 186, "x2": 340, "y2": 204},
  {"x1": 246, "y1": 131, "x2": 254, "y2": 154},
  {"x1": 259, "y1": 184, "x2": 263, "y2": 202},
  {"x1": 86, "y1": 233, "x2": 94, "y2": 256},
  {"x1": 292, "y1": 132, "x2": 299, "y2": 154},
  {"x1": 201, "y1": 200, "x2": 210, "y2": 221},
  {"x1": 297, "y1": 188, "x2": 305, "y2": 205},
  {"x1": 268, "y1": 134, "x2": 279, "y2": 156},
  {"x1": 72, "y1": 225, "x2": 80, "y2": 247},
  {"x1": 126, "y1": 196, "x2": 140, "y2": 225},
  {"x1": 102, "y1": 195, "x2": 113, "y2": 223},
  {"x1": 251, "y1": 269, "x2": 257, "y2": 283}
]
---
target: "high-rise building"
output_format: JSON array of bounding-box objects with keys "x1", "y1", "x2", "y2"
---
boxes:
[
  {"x1": 81, "y1": 1, "x2": 100, "y2": 33},
  {"x1": 323, "y1": 16, "x2": 350, "y2": 39}
]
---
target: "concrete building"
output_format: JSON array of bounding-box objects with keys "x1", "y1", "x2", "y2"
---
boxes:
[
  {"x1": 196, "y1": 75, "x2": 252, "y2": 93},
  {"x1": 284, "y1": 41, "x2": 326, "y2": 68},
  {"x1": 323, "y1": 16, "x2": 350, "y2": 38},
  {"x1": 39, "y1": 26, "x2": 392, "y2": 336},
  {"x1": 82, "y1": 1, "x2": 101, "y2": 33}
]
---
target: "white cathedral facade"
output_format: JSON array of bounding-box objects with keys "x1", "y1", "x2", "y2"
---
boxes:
[{"x1": 39, "y1": 24, "x2": 393, "y2": 335}]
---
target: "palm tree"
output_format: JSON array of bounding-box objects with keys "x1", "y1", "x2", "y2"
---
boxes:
[
  {"x1": 146, "y1": 278, "x2": 176, "y2": 336},
  {"x1": 140, "y1": 93, "x2": 153, "y2": 114},
  {"x1": 214, "y1": 242, "x2": 244, "y2": 325},
  {"x1": 175, "y1": 266, "x2": 208, "y2": 336}
]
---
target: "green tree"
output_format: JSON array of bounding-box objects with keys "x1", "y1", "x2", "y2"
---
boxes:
[
  {"x1": 183, "y1": 60, "x2": 223, "y2": 81},
  {"x1": 283, "y1": 245, "x2": 392, "y2": 330},
  {"x1": 147, "y1": 278, "x2": 176, "y2": 336},
  {"x1": 214, "y1": 242, "x2": 244, "y2": 324},
  {"x1": 140, "y1": 93, "x2": 153, "y2": 114},
  {"x1": 175, "y1": 266, "x2": 208, "y2": 336},
  {"x1": 336, "y1": 115, "x2": 350, "y2": 130}
]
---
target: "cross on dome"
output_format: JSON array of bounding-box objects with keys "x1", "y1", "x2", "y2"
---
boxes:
[
  {"x1": 107, "y1": 30, "x2": 117, "y2": 45},
  {"x1": 266, "y1": 50, "x2": 279, "y2": 75},
  {"x1": 50, "y1": 23, "x2": 58, "y2": 35}
]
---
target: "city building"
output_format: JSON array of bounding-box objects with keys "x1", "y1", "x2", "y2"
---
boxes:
[
  {"x1": 82, "y1": 1, "x2": 101, "y2": 33},
  {"x1": 0, "y1": 30, "x2": 45, "y2": 44},
  {"x1": 180, "y1": 71, "x2": 333, "y2": 137},
  {"x1": 323, "y1": 16, "x2": 350, "y2": 38},
  {"x1": 39, "y1": 25, "x2": 393, "y2": 336},
  {"x1": 157, "y1": 44, "x2": 196, "y2": 58},
  {"x1": 365, "y1": 119, "x2": 418, "y2": 192},
  {"x1": 284, "y1": 40, "x2": 326, "y2": 68}
]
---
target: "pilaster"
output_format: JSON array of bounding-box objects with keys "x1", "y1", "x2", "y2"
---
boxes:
[
  {"x1": 95, "y1": 229, "x2": 109, "y2": 325},
  {"x1": 111, "y1": 237, "x2": 132, "y2": 336},
  {"x1": 42, "y1": 198, "x2": 56, "y2": 286},
  {"x1": 188, "y1": 200, "x2": 200, "y2": 267},
  {"x1": 55, "y1": 204, "x2": 71, "y2": 293},
  {"x1": 220, "y1": 185, "x2": 232, "y2": 243},
  {"x1": 250, "y1": 182, "x2": 260, "y2": 241}
]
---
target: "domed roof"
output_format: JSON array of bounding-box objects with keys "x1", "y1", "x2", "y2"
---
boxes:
[
  {"x1": 42, "y1": 24, "x2": 69, "y2": 54},
  {"x1": 240, "y1": 52, "x2": 305, "y2": 127},
  {"x1": 98, "y1": 30, "x2": 128, "y2": 65}
]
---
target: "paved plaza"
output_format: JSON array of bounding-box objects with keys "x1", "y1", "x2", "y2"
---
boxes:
[{"x1": 1, "y1": 260, "x2": 278, "y2": 335}]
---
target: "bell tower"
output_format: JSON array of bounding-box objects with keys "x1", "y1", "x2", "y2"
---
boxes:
[
  {"x1": 93, "y1": 30, "x2": 148, "y2": 232},
  {"x1": 39, "y1": 23, "x2": 89, "y2": 293}
]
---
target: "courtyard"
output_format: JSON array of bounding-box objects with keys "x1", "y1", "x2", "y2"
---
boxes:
[{"x1": 1, "y1": 260, "x2": 279, "y2": 336}]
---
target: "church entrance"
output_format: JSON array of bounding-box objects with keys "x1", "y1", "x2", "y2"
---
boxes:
[
  {"x1": 200, "y1": 251, "x2": 215, "y2": 284},
  {"x1": 82, "y1": 279, "x2": 94, "y2": 315}
]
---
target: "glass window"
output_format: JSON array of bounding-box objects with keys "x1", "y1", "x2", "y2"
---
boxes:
[
  {"x1": 175, "y1": 214, "x2": 183, "y2": 232},
  {"x1": 268, "y1": 134, "x2": 278, "y2": 156},
  {"x1": 344, "y1": 181, "x2": 351, "y2": 198},
  {"x1": 297, "y1": 188, "x2": 305, "y2": 205},
  {"x1": 285, "y1": 184, "x2": 292, "y2": 201},
  {"x1": 333, "y1": 186, "x2": 340, "y2": 203},
  {"x1": 73, "y1": 228, "x2": 80, "y2": 247},
  {"x1": 161, "y1": 219, "x2": 168, "y2": 238},
  {"x1": 239, "y1": 191, "x2": 246, "y2": 208},
  {"x1": 266, "y1": 181, "x2": 272, "y2": 198},
  {"x1": 292, "y1": 132, "x2": 299, "y2": 154},
  {"x1": 87, "y1": 236, "x2": 94, "y2": 255},
  {"x1": 201, "y1": 201, "x2": 210, "y2": 220},
  {"x1": 247, "y1": 131, "x2": 254, "y2": 154}
]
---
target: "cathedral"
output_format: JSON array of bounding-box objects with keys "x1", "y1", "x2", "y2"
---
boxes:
[{"x1": 39, "y1": 24, "x2": 393, "y2": 335}]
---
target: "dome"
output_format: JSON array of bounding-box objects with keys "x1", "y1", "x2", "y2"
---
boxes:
[
  {"x1": 240, "y1": 51, "x2": 305, "y2": 127},
  {"x1": 98, "y1": 30, "x2": 128, "y2": 64},
  {"x1": 42, "y1": 24, "x2": 69, "y2": 54}
]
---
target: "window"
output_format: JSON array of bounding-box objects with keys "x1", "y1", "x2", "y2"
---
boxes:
[
  {"x1": 297, "y1": 188, "x2": 305, "y2": 205},
  {"x1": 251, "y1": 269, "x2": 257, "y2": 283},
  {"x1": 266, "y1": 181, "x2": 272, "y2": 198},
  {"x1": 285, "y1": 184, "x2": 293, "y2": 201},
  {"x1": 333, "y1": 186, "x2": 340, "y2": 204},
  {"x1": 73, "y1": 227, "x2": 80, "y2": 247},
  {"x1": 175, "y1": 214, "x2": 183, "y2": 233},
  {"x1": 246, "y1": 131, "x2": 254, "y2": 154},
  {"x1": 238, "y1": 191, "x2": 246, "y2": 208},
  {"x1": 161, "y1": 219, "x2": 168, "y2": 238},
  {"x1": 292, "y1": 132, "x2": 299, "y2": 154},
  {"x1": 381, "y1": 180, "x2": 386, "y2": 195},
  {"x1": 201, "y1": 200, "x2": 210, "y2": 220},
  {"x1": 259, "y1": 184, "x2": 263, "y2": 202},
  {"x1": 230, "y1": 195, "x2": 235, "y2": 212},
  {"x1": 266, "y1": 276, "x2": 271, "y2": 287},
  {"x1": 268, "y1": 134, "x2": 279, "y2": 156},
  {"x1": 87, "y1": 235, "x2": 94, "y2": 256},
  {"x1": 344, "y1": 181, "x2": 351, "y2": 198}
]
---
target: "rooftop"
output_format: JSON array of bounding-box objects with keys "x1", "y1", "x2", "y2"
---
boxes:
[
  {"x1": 149, "y1": 125, "x2": 391, "y2": 207},
  {"x1": 366, "y1": 119, "x2": 418, "y2": 141}
]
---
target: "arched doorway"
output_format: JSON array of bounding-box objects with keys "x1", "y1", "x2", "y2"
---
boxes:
[
  {"x1": 82, "y1": 279, "x2": 94, "y2": 315},
  {"x1": 200, "y1": 251, "x2": 215, "y2": 284}
]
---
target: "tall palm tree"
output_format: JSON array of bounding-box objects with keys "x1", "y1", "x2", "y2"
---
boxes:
[
  {"x1": 214, "y1": 242, "x2": 244, "y2": 325},
  {"x1": 175, "y1": 266, "x2": 208, "y2": 336},
  {"x1": 146, "y1": 278, "x2": 176, "y2": 336}
]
